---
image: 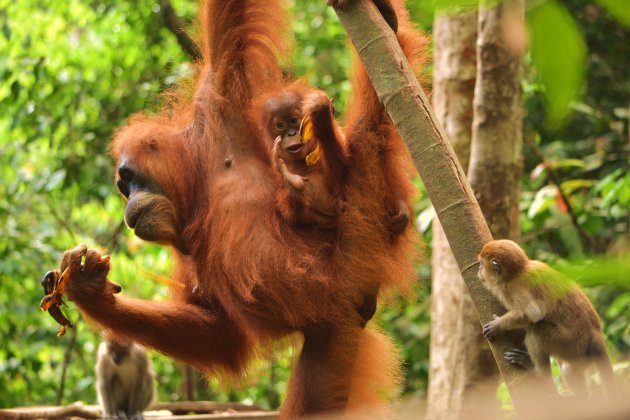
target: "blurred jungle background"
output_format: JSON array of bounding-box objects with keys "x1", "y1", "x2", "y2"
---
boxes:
[{"x1": 0, "y1": 0, "x2": 628, "y2": 412}]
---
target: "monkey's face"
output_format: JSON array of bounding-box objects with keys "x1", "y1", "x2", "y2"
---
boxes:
[
  {"x1": 106, "y1": 341, "x2": 132, "y2": 365},
  {"x1": 478, "y1": 257, "x2": 502, "y2": 290}
]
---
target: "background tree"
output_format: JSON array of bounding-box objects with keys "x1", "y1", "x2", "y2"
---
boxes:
[{"x1": 426, "y1": 5, "x2": 481, "y2": 418}]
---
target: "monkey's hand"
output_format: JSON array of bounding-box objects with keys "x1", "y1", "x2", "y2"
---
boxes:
[
  {"x1": 482, "y1": 314, "x2": 503, "y2": 340},
  {"x1": 62, "y1": 244, "x2": 121, "y2": 303}
]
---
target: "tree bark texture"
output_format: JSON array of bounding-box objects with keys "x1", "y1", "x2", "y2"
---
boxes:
[
  {"x1": 333, "y1": 0, "x2": 530, "y2": 410},
  {"x1": 427, "y1": 9, "x2": 500, "y2": 419},
  {"x1": 468, "y1": 0, "x2": 524, "y2": 241}
]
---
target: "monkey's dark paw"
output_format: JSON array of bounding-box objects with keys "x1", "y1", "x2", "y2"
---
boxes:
[
  {"x1": 504, "y1": 348, "x2": 534, "y2": 369},
  {"x1": 482, "y1": 319, "x2": 501, "y2": 340}
]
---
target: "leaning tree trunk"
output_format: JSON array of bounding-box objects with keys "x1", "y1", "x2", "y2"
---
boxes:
[
  {"x1": 427, "y1": 8, "x2": 500, "y2": 419},
  {"x1": 334, "y1": 0, "x2": 533, "y2": 411}
]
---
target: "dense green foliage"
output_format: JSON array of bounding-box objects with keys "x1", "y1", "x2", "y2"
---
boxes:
[{"x1": 0, "y1": 0, "x2": 627, "y2": 410}]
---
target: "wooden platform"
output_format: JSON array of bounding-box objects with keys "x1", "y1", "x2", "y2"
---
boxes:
[{"x1": 0, "y1": 401, "x2": 279, "y2": 419}]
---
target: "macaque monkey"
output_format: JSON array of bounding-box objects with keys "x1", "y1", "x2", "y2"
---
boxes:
[
  {"x1": 96, "y1": 338, "x2": 156, "y2": 419},
  {"x1": 478, "y1": 239, "x2": 616, "y2": 400},
  {"x1": 258, "y1": 84, "x2": 410, "y2": 234}
]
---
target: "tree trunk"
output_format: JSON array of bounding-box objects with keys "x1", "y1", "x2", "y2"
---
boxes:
[
  {"x1": 427, "y1": 9, "x2": 490, "y2": 419},
  {"x1": 468, "y1": 0, "x2": 524, "y2": 242},
  {"x1": 334, "y1": 0, "x2": 532, "y2": 410},
  {"x1": 456, "y1": 0, "x2": 526, "y2": 415},
  {"x1": 431, "y1": 1, "x2": 526, "y2": 416}
]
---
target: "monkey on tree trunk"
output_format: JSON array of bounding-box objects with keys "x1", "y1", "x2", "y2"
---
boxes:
[{"x1": 478, "y1": 239, "x2": 616, "y2": 401}]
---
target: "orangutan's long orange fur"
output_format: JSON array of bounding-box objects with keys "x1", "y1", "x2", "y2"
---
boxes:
[{"x1": 64, "y1": 1, "x2": 428, "y2": 417}]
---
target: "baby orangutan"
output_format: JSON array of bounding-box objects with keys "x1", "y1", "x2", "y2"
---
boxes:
[
  {"x1": 258, "y1": 83, "x2": 410, "y2": 234},
  {"x1": 258, "y1": 84, "x2": 347, "y2": 229},
  {"x1": 478, "y1": 239, "x2": 616, "y2": 400}
]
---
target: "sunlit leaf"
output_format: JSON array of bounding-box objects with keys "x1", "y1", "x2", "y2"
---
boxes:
[
  {"x1": 596, "y1": 0, "x2": 630, "y2": 28},
  {"x1": 550, "y1": 158, "x2": 585, "y2": 170},
  {"x1": 530, "y1": 162, "x2": 545, "y2": 180},
  {"x1": 528, "y1": 185, "x2": 556, "y2": 218},
  {"x1": 606, "y1": 293, "x2": 630, "y2": 318},
  {"x1": 560, "y1": 179, "x2": 594, "y2": 194},
  {"x1": 44, "y1": 169, "x2": 65, "y2": 191},
  {"x1": 560, "y1": 257, "x2": 630, "y2": 288},
  {"x1": 432, "y1": 0, "x2": 479, "y2": 13},
  {"x1": 416, "y1": 206, "x2": 435, "y2": 234}
]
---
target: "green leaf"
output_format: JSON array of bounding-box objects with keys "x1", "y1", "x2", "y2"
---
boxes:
[
  {"x1": 528, "y1": 185, "x2": 556, "y2": 218},
  {"x1": 560, "y1": 179, "x2": 593, "y2": 194},
  {"x1": 432, "y1": 0, "x2": 479, "y2": 13},
  {"x1": 596, "y1": 0, "x2": 630, "y2": 28},
  {"x1": 10, "y1": 80, "x2": 20, "y2": 99},
  {"x1": 44, "y1": 169, "x2": 66, "y2": 191},
  {"x1": 2, "y1": 22, "x2": 10, "y2": 41},
  {"x1": 550, "y1": 158, "x2": 585, "y2": 170},
  {"x1": 606, "y1": 293, "x2": 630, "y2": 318},
  {"x1": 527, "y1": 0, "x2": 587, "y2": 128},
  {"x1": 416, "y1": 206, "x2": 435, "y2": 234}
]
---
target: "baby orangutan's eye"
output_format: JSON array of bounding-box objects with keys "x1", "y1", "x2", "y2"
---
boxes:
[
  {"x1": 276, "y1": 121, "x2": 287, "y2": 131},
  {"x1": 290, "y1": 117, "x2": 299, "y2": 125}
]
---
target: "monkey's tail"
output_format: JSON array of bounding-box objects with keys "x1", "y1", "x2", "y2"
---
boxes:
[
  {"x1": 346, "y1": 327, "x2": 402, "y2": 417},
  {"x1": 594, "y1": 352, "x2": 617, "y2": 402}
]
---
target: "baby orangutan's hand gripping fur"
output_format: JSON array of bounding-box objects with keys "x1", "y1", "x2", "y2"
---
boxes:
[{"x1": 478, "y1": 239, "x2": 616, "y2": 400}]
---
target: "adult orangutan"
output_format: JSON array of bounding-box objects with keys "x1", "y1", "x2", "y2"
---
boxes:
[{"x1": 60, "y1": 0, "x2": 426, "y2": 417}]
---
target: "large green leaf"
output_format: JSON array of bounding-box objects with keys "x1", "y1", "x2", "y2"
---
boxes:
[
  {"x1": 596, "y1": 0, "x2": 630, "y2": 27},
  {"x1": 527, "y1": 0, "x2": 587, "y2": 128}
]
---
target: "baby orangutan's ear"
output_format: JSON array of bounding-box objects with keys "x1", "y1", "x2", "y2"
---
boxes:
[{"x1": 491, "y1": 260, "x2": 502, "y2": 276}]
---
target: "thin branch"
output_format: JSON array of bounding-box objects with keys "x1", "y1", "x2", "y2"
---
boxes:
[
  {"x1": 46, "y1": 199, "x2": 78, "y2": 244},
  {"x1": 159, "y1": 0, "x2": 202, "y2": 61},
  {"x1": 105, "y1": 220, "x2": 126, "y2": 254},
  {"x1": 55, "y1": 326, "x2": 78, "y2": 406},
  {"x1": 525, "y1": 137, "x2": 598, "y2": 252}
]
